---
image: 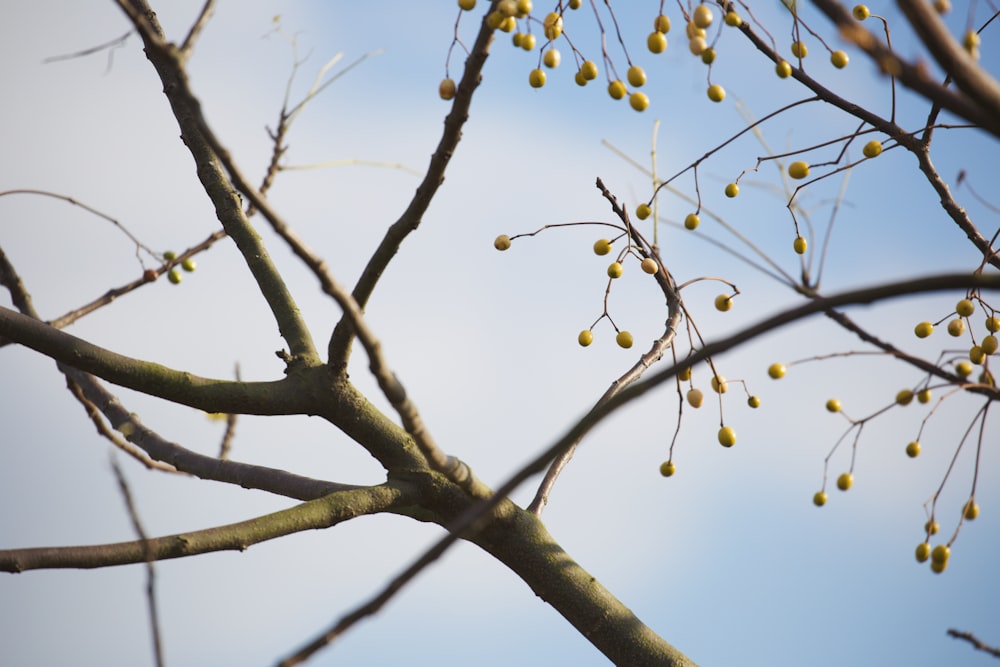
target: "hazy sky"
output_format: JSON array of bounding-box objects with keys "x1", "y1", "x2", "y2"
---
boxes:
[{"x1": 2, "y1": 2, "x2": 998, "y2": 666}]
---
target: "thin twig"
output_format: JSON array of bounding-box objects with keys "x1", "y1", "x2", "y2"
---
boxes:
[{"x1": 110, "y1": 457, "x2": 165, "y2": 667}]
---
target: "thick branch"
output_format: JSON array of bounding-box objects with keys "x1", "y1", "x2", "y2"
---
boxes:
[
  {"x1": 897, "y1": 0, "x2": 1000, "y2": 131},
  {"x1": 0, "y1": 305, "x2": 317, "y2": 415},
  {"x1": 808, "y1": 0, "x2": 1000, "y2": 138},
  {"x1": 0, "y1": 483, "x2": 415, "y2": 572}
]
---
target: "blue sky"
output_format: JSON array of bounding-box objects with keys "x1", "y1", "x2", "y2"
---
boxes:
[{"x1": 2, "y1": 2, "x2": 999, "y2": 666}]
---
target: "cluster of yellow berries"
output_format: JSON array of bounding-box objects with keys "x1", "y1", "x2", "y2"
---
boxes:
[
  {"x1": 914, "y1": 297, "x2": 997, "y2": 386},
  {"x1": 444, "y1": 2, "x2": 750, "y2": 111},
  {"x1": 914, "y1": 498, "x2": 979, "y2": 574}
]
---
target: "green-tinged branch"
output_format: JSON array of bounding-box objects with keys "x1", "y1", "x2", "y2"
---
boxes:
[
  {"x1": 0, "y1": 483, "x2": 416, "y2": 572},
  {"x1": 0, "y1": 306, "x2": 317, "y2": 415}
]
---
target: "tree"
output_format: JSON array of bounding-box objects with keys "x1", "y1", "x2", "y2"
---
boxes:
[{"x1": 1, "y1": 1, "x2": 999, "y2": 665}]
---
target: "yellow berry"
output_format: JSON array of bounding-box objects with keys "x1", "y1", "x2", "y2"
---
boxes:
[
  {"x1": 641, "y1": 257, "x2": 659, "y2": 274},
  {"x1": 906, "y1": 441, "x2": 921, "y2": 458},
  {"x1": 568, "y1": 0, "x2": 582, "y2": 8},
  {"x1": 627, "y1": 65, "x2": 647, "y2": 87},
  {"x1": 724, "y1": 183, "x2": 739, "y2": 198},
  {"x1": 660, "y1": 460, "x2": 677, "y2": 477},
  {"x1": 543, "y1": 12, "x2": 563, "y2": 40},
  {"x1": 607, "y1": 262, "x2": 624, "y2": 279},
  {"x1": 925, "y1": 519, "x2": 940, "y2": 535},
  {"x1": 714, "y1": 294, "x2": 733, "y2": 312},
  {"x1": 825, "y1": 398, "x2": 842, "y2": 413},
  {"x1": 494, "y1": 234, "x2": 512, "y2": 251},
  {"x1": 636, "y1": 203, "x2": 652, "y2": 219},
  {"x1": 496, "y1": 0, "x2": 517, "y2": 17},
  {"x1": 167, "y1": 268, "x2": 182, "y2": 284},
  {"x1": 687, "y1": 387, "x2": 704, "y2": 408},
  {"x1": 520, "y1": 33, "x2": 536, "y2": 51},
  {"x1": 863, "y1": 140, "x2": 882, "y2": 158},
  {"x1": 956, "y1": 298, "x2": 975, "y2": 317},
  {"x1": 654, "y1": 14, "x2": 671, "y2": 33},
  {"x1": 578, "y1": 329, "x2": 594, "y2": 347},
  {"x1": 629, "y1": 91, "x2": 650, "y2": 112},
  {"x1": 458, "y1": 0, "x2": 476, "y2": 9},
  {"x1": 896, "y1": 389, "x2": 914, "y2": 406},
  {"x1": 963, "y1": 500, "x2": 979, "y2": 520},
  {"x1": 986, "y1": 315, "x2": 1000, "y2": 332},
  {"x1": 933, "y1": 0, "x2": 950, "y2": 11},
  {"x1": 686, "y1": 22, "x2": 705, "y2": 39},
  {"x1": 593, "y1": 238, "x2": 612, "y2": 256},
  {"x1": 836, "y1": 472, "x2": 853, "y2": 491},
  {"x1": 767, "y1": 363, "x2": 786, "y2": 379},
  {"x1": 813, "y1": 491, "x2": 828, "y2": 507},
  {"x1": 700, "y1": 48, "x2": 716, "y2": 65},
  {"x1": 955, "y1": 361, "x2": 973, "y2": 378},
  {"x1": 616, "y1": 330, "x2": 634, "y2": 349},
  {"x1": 678, "y1": 366, "x2": 692, "y2": 382},
  {"x1": 515, "y1": 0, "x2": 532, "y2": 16},
  {"x1": 831, "y1": 50, "x2": 849, "y2": 68},
  {"x1": 963, "y1": 30, "x2": 980, "y2": 54},
  {"x1": 688, "y1": 36, "x2": 708, "y2": 56},
  {"x1": 747, "y1": 395, "x2": 761, "y2": 408},
  {"x1": 793, "y1": 236, "x2": 807, "y2": 254},
  {"x1": 981, "y1": 335, "x2": 998, "y2": 355},
  {"x1": 970, "y1": 345, "x2": 985, "y2": 365},
  {"x1": 684, "y1": 213, "x2": 700, "y2": 230},
  {"x1": 930, "y1": 544, "x2": 949, "y2": 564},
  {"x1": 707, "y1": 84, "x2": 726, "y2": 102},
  {"x1": 852, "y1": 5, "x2": 870, "y2": 20},
  {"x1": 608, "y1": 79, "x2": 627, "y2": 100},
  {"x1": 499, "y1": 16, "x2": 516, "y2": 32},
  {"x1": 931, "y1": 559, "x2": 948, "y2": 574},
  {"x1": 543, "y1": 48, "x2": 561, "y2": 68},
  {"x1": 711, "y1": 375, "x2": 728, "y2": 394},
  {"x1": 693, "y1": 4, "x2": 714, "y2": 28},
  {"x1": 439, "y1": 78, "x2": 457, "y2": 100},
  {"x1": 775, "y1": 60, "x2": 792, "y2": 78},
  {"x1": 512, "y1": 33, "x2": 523, "y2": 47},
  {"x1": 528, "y1": 68, "x2": 546, "y2": 88},
  {"x1": 914, "y1": 321, "x2": 934, "y2": 338},
  {"x1": 724, "y1": 12, "x2": 742, "y2": 27},
  {"x1": 574, "y1": 71, "x2": 587, "y2": 86},
  {"x1": 788, "y1": 161, "x2": 810, "y2": 179},
  {"x1": 718, "y1": 426, "x2": 736, "y2": 447},
  {"x1": 915, "y1": 542, "x2": 931, "y2": 563},
  {"x1": 947, "y1": 318, "x2": 965, "y2": 337},
  {"x1": 647, "y1": 32, "x2": 668, "y2": 54},
  {"x1": 791, "y1": 41, "x2": 808, "y2": 58},
  {"x1": 580, "y1": 60, "x2": 599, "y2": 80},
  {"x1": 181, "y1": 258, "x2": 196, "y2": 272},
  {"x1": 917, "y1": 388, "x2": 932, "y2": 404}
]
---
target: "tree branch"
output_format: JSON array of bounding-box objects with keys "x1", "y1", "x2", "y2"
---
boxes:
[
  {"x1": 808, "y1": 0, "x2": 1000, "y2": 138},
  {"x1": 326, "y1": 11, "x2": 497, "y2": 368},
  {"x1": 114, "y1": 0, "x2": 321, "y2": 368},
  {"x1": 0, "y1": 483, "x2": 415, "y2": 572},
  {"x1": 0, "y1": 305, "x2": 320, "y2": 414}
]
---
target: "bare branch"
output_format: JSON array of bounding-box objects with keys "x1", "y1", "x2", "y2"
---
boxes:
[
  {"x1": 110, "y1": 458, "x2": 165, "y2": 667},
  {"x1": 179, "y1": 0, "x2": 215, "y2": 57},
  {"x1": 947, "y1": 628, "x2": 1000, "y2": 659},
  {"x1": 0, "y1": 483, "x2": 417, "y2": 572},
  {"x1": 114, "y1": 0, "x2": 321, "y2": 368},
  {"x1": 0, "y1": 305, "x2": 318, "y2": 415},
  {"x1": 326, "y1": 12, "x2": 497, "y2": 367}
]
